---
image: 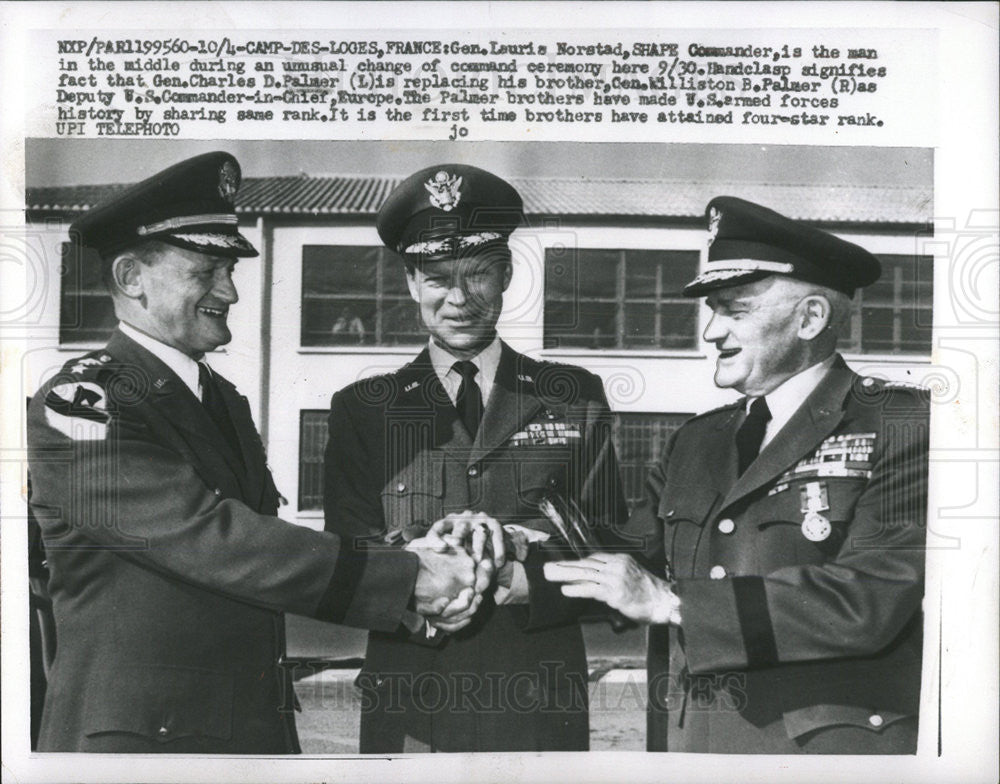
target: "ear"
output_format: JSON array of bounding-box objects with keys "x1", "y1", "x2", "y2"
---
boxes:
[
  {"x1": 110, "y1": 253, "x2": 145, "y2": 300},
  {"x1": 404, "y1": 264, "x2": 421, "y2": 304},
  {"x1": 501, "y1": 260, "x2": 513, "y2": 292},
  {"x1": 798, "y1": 295, "x2": 832, "y2": 340}
]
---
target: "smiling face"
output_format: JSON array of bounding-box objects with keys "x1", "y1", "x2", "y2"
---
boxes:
[
  {"x1": 118, "y1": 243, "x2": 240, "y2": 357},
  {"x1": 702, "y1": 277, "x2": 820, "y2": 397},
  {"x1": 405, "y1": 251, "x2": 512, "y2": 358}
]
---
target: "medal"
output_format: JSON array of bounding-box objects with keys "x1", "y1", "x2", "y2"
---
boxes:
[
  {"x1": 799, "y1": 481, "x2": 831, "y2": 542},
  {"x1": 801, "y1": 511, "x2": 832, "y2": 542}
]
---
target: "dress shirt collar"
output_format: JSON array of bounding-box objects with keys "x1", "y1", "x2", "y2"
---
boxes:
[
  {"x1": 753, "y1": 353, "x2": 837, "y2": 448},
  {"x1": 427, "y1": 335, "x2": 503, "y2": 407},
  {"x1": 118, "y1": 321, "x2": 203, "y2": 400}
]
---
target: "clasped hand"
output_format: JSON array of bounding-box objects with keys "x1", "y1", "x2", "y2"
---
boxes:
[{"x1": 406, "y1": 511, "x2": 506, "y2": 633}]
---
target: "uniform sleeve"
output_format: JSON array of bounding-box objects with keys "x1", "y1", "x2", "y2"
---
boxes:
[
  {"x1": 27, "y1": 385, "x2": 418, "y2": 633},
  {"x1": 674, "y1": 404, "x2": 928, "y2": 673},
  {"x1": 324, "y1": 388, "x2": 386, "y2": 539},
  {"x1": 520, "y1": 377, "x2": 633, "y2": 630},
  {"x1": 324, "y1": 388, "x2": 439, "y2": 644}
]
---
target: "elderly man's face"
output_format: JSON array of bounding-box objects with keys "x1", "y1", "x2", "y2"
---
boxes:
[
  {"x1": 702, "y1": 277, "x2": 815, "y2": 397},
  {"x1": 405, "y1": 252, "x2": 512, "y2": 358},
  {"x1": 136, "y1": 246, "x2": 240, "y2": 357}
]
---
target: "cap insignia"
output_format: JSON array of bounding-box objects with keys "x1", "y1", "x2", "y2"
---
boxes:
[
  {"x1": 424, "y1": 171, "x2": 463, "y2": 211},
  {"x1": 218, "y1": 160, "x2": 240, "y2": 203},
  {"x1": 707, "y1": 206, "x2": 722, "y2": 246}
]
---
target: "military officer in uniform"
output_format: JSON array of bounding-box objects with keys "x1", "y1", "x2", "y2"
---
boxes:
[
  {"x1": 546, "y1": 196, "x2": 929, "y2": 754},
  {"x1": 26, "y1": 152, "x2": 485, "y2": 753},
  {"x1": 323, "y1": 164, "x2": 628, "y2": 752}
]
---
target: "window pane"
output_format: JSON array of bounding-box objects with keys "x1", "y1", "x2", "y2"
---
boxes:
[
  {"x1": 303, "y1": 246, "x2": 379, "y2": 295},
  {"x1": 59, "y1": 243, "x2": 116, "y2": 344},
  {"x1": 613, "y1": 412, "x2": 691, "y2": 511},
  {"x1": 381, "y1": 299, "x2": 425, "y2": 345},
  {"x1": 299, "y1": 410, "x2": 329, "y2": 511},
  {"x1": 625, "y1": 250, "x2": 699, "y2": 298},
  {"x1": 545, "y1": 300, "x2": 617, "y2": 349},
  {"x1": 545, "y1": 248, "x2": 619, "y2": 303},
  {"x1": 545, "y1": 247, "x2": 700, "y2": 350},
  {"x1": 301, "y1": 245, "x2": 423, "y2": 347},
  {"x1": 624, "y1": 302, "x2": 698, "y2": 349},
  {"x1": 303, "y1": 298, "x2": 377, "y2": 347},
  {"x1": 862, "y1": 254, "x2": 933, "y2": 354}
]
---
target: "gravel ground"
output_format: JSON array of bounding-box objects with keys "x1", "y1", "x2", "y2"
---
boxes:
[{"x1": 293, "y1": 668, "x2": 647, "y2": 753}]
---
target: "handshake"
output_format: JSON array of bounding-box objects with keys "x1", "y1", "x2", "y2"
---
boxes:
[{"x1": 404, "y1": 511, "x2": 524, "y2": 634}]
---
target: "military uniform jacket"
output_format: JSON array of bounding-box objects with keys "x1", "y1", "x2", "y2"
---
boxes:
[
  {"x1": 627, "y1": 357, "x2": 928, "y2": 754},
  {"x1": 27, "y1": 330, "x2": 420, "y2": 753},
  {"x1": 324, "y1": 342, "x2": 627, "y2": 752}
]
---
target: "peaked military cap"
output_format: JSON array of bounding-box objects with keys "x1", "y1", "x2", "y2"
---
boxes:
[
  {"x1": 69, "y1": 151, "x2": 258, "y2": 259},
  {"x1": 683, "y1": 196, "x2": 881, "y2": 297},
  {"x1": 376, "y1": 164, "x2": 524, "y2": 261}
]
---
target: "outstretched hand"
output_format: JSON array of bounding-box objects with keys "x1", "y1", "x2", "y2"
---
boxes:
[{"x1": 543, "y1": 552, "x2": 681, "y2": 626}]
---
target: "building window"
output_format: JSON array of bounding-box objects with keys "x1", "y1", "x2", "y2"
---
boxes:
[
  {"x1": 302, "y1": 245, "x2": 423, "y2": 347},
  {"x1": 299, "y1": 410, "x2": 329, "y2": 511},
  {"x1": 837, "y1": 254, "x2": 933, "y2": 355},
  {"x1": 613, "y1": 412, "x2": 691, "y2": 511},
  {"x1": 544, "y1": 248, "x2": 700, "y2": 350},
  {"x1": 298, "y1": 408, "x2": 691, "y2": 513},
  {"x1": 59, "y1": 243, "x2": 116, "y2": 344}
]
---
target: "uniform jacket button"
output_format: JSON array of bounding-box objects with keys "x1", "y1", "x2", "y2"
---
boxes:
[
  {"x1": 717, "y1": 518, "x2": 735, "y2": 534},
  {"x1": 467, "y1": 465, "x2": 479, "y2": 478},
  {"x1": 213, "y1": 488, "x2": 222, "y2": 496},
  {"x1": 158, "y1": 725, "x2": 170, "y2": 737},
  {"x1": 396, "y1": 482, "x2": 406, "y2": 493},
  {"x1": 868, "y1": 713, "x2": 884, "y2": 727},
  {"x1": 709, "y1": 565, "x2": 727, "y2": 580},
  {"x1": 664, "y1": 509, "x2": 675, "y2": 518}
]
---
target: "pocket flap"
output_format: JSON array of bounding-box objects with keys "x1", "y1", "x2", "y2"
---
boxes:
[
  {"x1": 380, "y1": 457, "x2": 444, "y2": 498},
  {"x1": 84, "y1": 664, "x2": 233, "y2": 742},
  {"x1": 783, "y1": 703, "x2": 911, "y2": 740}
]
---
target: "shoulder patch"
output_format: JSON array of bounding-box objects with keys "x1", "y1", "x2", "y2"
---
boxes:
[{"x1": 43, "y1": 380, "x2": 111, "y2": 440}]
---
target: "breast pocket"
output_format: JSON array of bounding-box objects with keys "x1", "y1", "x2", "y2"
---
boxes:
[
  {"x1": 380, "y1": 459, "x2": 445, "y2": 541},
  {"x1": 756, "y1": 478, "x2": 867, "y2": 562}
]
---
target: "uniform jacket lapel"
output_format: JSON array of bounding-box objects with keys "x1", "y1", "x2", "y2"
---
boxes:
[
  {"x1": 470, "y1": 343, "x2": 543, "y2": 466},
  {"x1": 393, "y1": 348, "x2": 473, "y2": 454},
  {"x1": 105, "y1": 330, "x2": 254, "y2": 499},
  {"x1": 720, "y1": 357, "x2": 854, "y2": 511}
]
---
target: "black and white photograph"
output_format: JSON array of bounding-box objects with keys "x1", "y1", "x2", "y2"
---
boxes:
[{"x1": 1, "y1": 3, "x2": 997, "y2": 784}]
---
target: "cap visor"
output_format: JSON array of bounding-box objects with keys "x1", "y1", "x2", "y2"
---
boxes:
[
  {"x1": 682, "y1": 268, "x2": 771, "y2": 297},
  {"x1": 163, "y1": 231, "x2": 259, "y2": 258}
]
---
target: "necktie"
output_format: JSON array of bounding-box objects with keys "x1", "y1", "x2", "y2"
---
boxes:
[
  {"x1": 198, "y1": 362, "x2": 244, "y2": 464},
  {"x1": 452, "y1": 360, "x2": 483, "y2": 438},
  {"x1": 736, "y1": 397, "x2": 772, "y2": 475}
]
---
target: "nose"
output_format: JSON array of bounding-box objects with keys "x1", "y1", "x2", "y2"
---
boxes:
[
  {"x1": 214, "y1": 268, "x2": 239, "y2": 305},
  {"x1": 445, "y1": 281, "x2": 468, "y2": 307},
  {"x1": 702, "y1": 310, "x2": 726, "y2": 343}
]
